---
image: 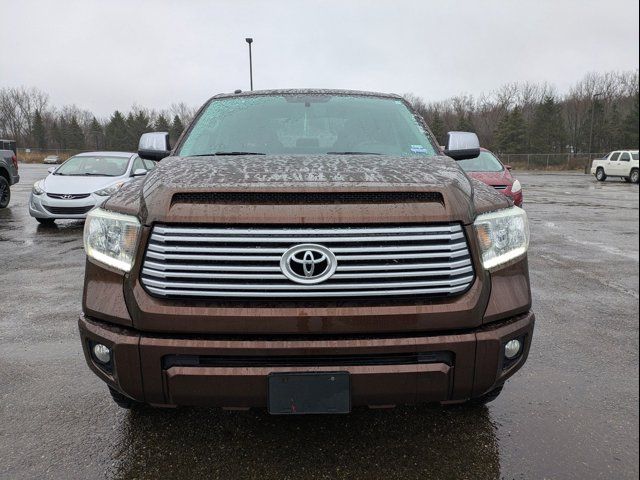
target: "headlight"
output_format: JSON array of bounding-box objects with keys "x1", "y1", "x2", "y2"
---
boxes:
[
  {"x1": 32, "y1": 180, "x2": 45, "y2": 195},
  {"x1": 95, "y1": 182, "x2": 125, "y2": 196},
  {"x1": 511, "y1": 179, "x2": 522, "y2": 193},
  {"x1": 474, "y1": 206, "x2": 529, "y2": 270},
  {"x1": 83, "y1": 208, "x2": 141, "y2": 272}
]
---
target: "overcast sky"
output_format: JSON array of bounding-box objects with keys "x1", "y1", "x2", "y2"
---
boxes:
[{"x1": 2, "y1": 0, "x2": 638, "y2": 117}]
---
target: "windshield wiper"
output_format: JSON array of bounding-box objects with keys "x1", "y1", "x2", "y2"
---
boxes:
[
  {"x1": 325, "y1": 151, "x2": 382, "y2": 155},
  {"x1": 191, "y1": 151, "x2": 266, "y2": 156}
]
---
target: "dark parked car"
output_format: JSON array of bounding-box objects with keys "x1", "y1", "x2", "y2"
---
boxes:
[
  {"x1": 458, "y1": 148, "x2": 523, "y2": 207},
  {"x1": 0, "y1": 140, "x2": 19, "y2": 208},
  {"x1": 78, "y1": 89, "x2": 534, "y2": 412}
]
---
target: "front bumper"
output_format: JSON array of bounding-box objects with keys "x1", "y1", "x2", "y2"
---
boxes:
[
  {"x1": 79, "y1": 311, "x2": 535, "y2": 408},
  {"x1": 29, "y1": 192, "x2": 107, "y2": 219}
]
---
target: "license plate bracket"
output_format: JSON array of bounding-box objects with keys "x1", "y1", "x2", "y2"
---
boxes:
[{"x1": 268, "y1": 372, "x2": 350, "y2": 415}]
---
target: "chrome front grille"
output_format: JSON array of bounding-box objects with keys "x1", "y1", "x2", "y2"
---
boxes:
[{"x1": 141, "y1": 224, "x2": 475, "y2": 299}]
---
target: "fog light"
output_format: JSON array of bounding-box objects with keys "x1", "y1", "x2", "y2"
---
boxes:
[
  {"x1": 92, "y1": 343, "x2": 111, "y2": 364},
  {"x1": 504, "y1": 339, "x2": 522, "y2": 359}
]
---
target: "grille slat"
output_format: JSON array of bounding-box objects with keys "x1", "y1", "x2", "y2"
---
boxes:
[
  {"x1": 150, "y1": 232, "x2": 465, "y2": 244},
  {"x1": 147, "y1": 241, "x2": 468, "y2": 255},
  {"x1": 143, "y1": 276, "x2": 474, "y2": 291},
  {"x1": 141, "y1": 224, "x2": 475, "y2": 300},
  {"x1": 141, "y1": 265, "x2": 474, "y2": 280}
]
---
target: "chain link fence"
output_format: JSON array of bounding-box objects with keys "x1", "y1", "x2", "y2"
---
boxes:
[{"x1": 498, "y1": 153, "x2": 607, "y2": 172}]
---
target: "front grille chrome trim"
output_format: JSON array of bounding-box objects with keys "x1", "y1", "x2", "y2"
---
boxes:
[
  {"x1": 141, "y1": 224, "x2": 475, "y2": 300},
  {"x1": 146, "y1": 283, "x2": 472, "y2": 298}
]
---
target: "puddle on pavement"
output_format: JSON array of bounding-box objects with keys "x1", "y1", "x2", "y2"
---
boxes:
[{"x1": 109, "y1": 406, "x2": 500, "y2": 480}]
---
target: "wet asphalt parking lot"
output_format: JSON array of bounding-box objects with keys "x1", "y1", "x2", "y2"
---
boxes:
[{"x1": 1, "y1": 164, "x2": 638, "y2": 480}]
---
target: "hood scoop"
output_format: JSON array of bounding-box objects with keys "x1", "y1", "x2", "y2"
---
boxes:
[{"x1": 171, "y1": 191, "x2": 444, "y2": 206}]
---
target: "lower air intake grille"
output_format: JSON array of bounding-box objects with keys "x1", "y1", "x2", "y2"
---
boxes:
[
  {"x1": 141, "y1": 223, "x2": 475, "y2": 300},
  {"x1": 44, "y1": 205, "x2": 93, "y2": 215}
]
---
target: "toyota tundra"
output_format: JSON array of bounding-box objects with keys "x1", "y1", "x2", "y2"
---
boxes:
[{"x1": 79, "y1": 89, "x2": 534, "y2": 413}]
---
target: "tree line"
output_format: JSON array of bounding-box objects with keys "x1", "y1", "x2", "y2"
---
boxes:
[
  {"x1": 0, "y1": 88, "x2": 195, "y2": 152},
  {"x1": 1, "y1": 70, "x2": 638, "y2": 154},
  {"x1": 406, "y1": 70, "x2": 638, "y2": 154}
]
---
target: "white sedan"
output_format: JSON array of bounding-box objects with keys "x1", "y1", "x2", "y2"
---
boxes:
[{"x1": 29, "y1": 151, "x2": 155, "y2": 225}]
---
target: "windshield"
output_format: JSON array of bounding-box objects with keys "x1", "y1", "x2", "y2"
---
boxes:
[
  {"x1": 178, "y1": 94, "x2": 438, "y2": 157},
  {"x1": 457, "y1": 151, "x2": 504, "y2": 173},
  {"x1": 55, "y1": 155, "x2": 130, "y2": 176}
]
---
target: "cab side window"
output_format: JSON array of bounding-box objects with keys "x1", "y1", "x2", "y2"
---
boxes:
[
  {"x1": 610, "y1": 152, "x2": 621, "y2": 162},
  {"x1": 619, "y1": 152, "x2": 631, "y2": 162}
]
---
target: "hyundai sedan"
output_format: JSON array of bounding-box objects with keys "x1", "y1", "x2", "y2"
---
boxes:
[{"x1": 29, "y1": 151, "x2": 155, "y2": 225}]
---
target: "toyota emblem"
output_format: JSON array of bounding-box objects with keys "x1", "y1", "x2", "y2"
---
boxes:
[{"x1": 280, "y1": 244, "x2": 337, "y2": 285}]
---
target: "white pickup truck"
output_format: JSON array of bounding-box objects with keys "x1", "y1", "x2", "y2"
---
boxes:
[{"x1": 591, "y1": 150, "x2": 639, "y2": 183}]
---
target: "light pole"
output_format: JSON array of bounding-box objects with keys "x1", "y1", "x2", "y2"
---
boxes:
[
  {"x1": 586, "y1": 91, "x2": 604, "y2": 173},
  {"x1": 245, "y1": 38, "x2": 253, "y2": 91}
]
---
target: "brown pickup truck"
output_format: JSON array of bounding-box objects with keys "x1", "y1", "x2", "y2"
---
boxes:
[{"x1": 79, "y1": 89, "x2": 534, "y2": 413}]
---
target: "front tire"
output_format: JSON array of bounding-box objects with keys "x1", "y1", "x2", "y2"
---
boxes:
[
  {"x1": 109, "y1": 387, "x2": 142, "y2": 409},
  {"x1": 595, "y1": 168, "x2": 607, "y2": 182},
  {"x1": 630, "y1": 169, "x2": 639, "y2": 184},
  {"x1": 0, "y1": 176, "x2": 10, "y2": 208}
]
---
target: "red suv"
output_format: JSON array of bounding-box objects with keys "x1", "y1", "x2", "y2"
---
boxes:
[{"x1": 457, "y1": 148, "x2": 523, "y2": 207}]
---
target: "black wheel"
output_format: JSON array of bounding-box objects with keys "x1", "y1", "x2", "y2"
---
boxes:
[
  {"x1": 468, "y1": 385, "x2": 504, "y2": 406},
  {"x1": 36, "y1": 218, "x2": 56, "y2": 226},
  {"x1": 109, "y1": 387, "x2": 142, "y2": 409},
  {"x1": 595, "y1": 168, "x2": 607, "y2": 182},
  {"x1": 0, "y1": 176, "x2": 10, "y2": 208},
  {"x1": 631, "y1": 169, "x2": 639, "y2": 184}
]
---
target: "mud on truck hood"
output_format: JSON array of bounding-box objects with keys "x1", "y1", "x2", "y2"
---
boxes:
[{"x1": 103, "y1": 154, "x2": 510, "y2": 225}]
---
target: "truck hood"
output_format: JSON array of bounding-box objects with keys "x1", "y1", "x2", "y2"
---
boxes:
[{"x1": 104, "y1": 154, "x2": 510, "y2": 225}]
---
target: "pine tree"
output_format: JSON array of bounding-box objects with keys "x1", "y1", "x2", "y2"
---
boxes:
[
  {"x1": 495, "y1": 107, "x2": 527, "y2": 153},
  {"x1": 154, "y1": 114, "x2": 171, "y2": 132},
  {"x1": 57, "y1": 117, "x2": 69, "y2": 149},
  {"x1": 455, "y1": 114, "x2": 474, "y2": 132},
  {"x1": 170, "y1": 115, "x2": 185, "y2": 144},
  {"x1": 89, "y1": 117, "x2": 104, "y2": 150},
  {"x1": 50, "y1": 120, "x2": 62, "y2": 149},
  {"x1": 105, "y1": 111, "x2": 129, "y2": 150},
  {"x1": 66, "y1": 116, "x2": 86, "y2": 150},
  {"x1": 32, "y1": 109, "x2": 47, "y2": 149},
  {"x1": 607, "y1": 105, "x2": 623, "y2": 151},
  {"x1": 428, "y1": 111, "x2": 446, "y2": 146},
  {"x1": 623, "y1": 94, "x2": 639, "y2": 148},
  {"x1": 125, "y1": 110, "x2": 152, "y2": 150},
  {"x1": 530, "y1": 95, "x2": 566, "y2": 153}
]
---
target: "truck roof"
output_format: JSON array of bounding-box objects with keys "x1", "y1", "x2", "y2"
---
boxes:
[{"x1": 211, "y1": 89, "x2": 403, "y2": 101}]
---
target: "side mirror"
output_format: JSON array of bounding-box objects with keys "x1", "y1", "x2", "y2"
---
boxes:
[
  {"x1": 505, "y1": 164, "x2": 513, "y2": 171},
  {"x1": 138, "y1": 132, "x2": 171, "y2": 161},
  {"x1": 444, "y1": 132, "x2": 480, "y2": 160},
  {"x1": 47, "y1": 167, "x2": 56, "y2": 174},
  {"x1": 132, "y1": 168, "x2": 148, "y2": 177}
]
